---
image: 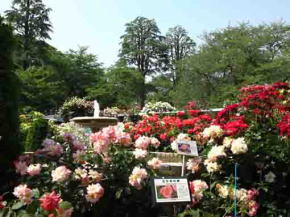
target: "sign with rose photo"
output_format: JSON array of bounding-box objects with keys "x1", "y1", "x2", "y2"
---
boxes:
[{"x1": 151, "y1": 178, "x2": 191, "y2": 203}]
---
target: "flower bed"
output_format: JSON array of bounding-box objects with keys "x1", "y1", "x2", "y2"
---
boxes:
[{"x1": 1, "y1": 82, "x2": 289, "y2": 217}]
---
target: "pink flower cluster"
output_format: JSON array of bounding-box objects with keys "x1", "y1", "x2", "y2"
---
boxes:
[
  {"x1": 51, "y1": 166, "x2": 72, "y2": 183},
  {"x1": 189, "y1": 180, "x2": 208, "y2": 205},
  {"x1": 129, "y1": 167, "x2": 148, "y2": 189},
  {"x1": 85, "y1": 183, "x2": 104, "y2": 203},
  {"x1": 13, "y1": 184, "x2": 33, "y2": 205},
  {"x1": 36, "y1": 139, "x2": 63, "y2": 157},
  {"x1": 90, "y1": 125, "x2": 131, "y2": 154}
]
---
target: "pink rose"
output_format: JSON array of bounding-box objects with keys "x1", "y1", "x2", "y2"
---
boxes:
[{"x1": 159, "y1": 185, "x2": 174, "y2": 198}]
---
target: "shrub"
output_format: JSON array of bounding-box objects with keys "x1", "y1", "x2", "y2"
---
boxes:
[
  {"x1": 58, "y1": 97, "x2": 93, "y2": 122},
  {"x1": 20, "y1": 111, "x2": 49, "y2": 151}
]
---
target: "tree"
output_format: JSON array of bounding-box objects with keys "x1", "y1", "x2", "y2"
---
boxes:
[
  {"x1": 119, "y1": 16, "x2": 168, "y2": 107},
  {"x1": 5, "y1": 0, "x2": 52, "y2": 69},
  {"x1": 87, "y1": 61, "x2": 143, "y2": 108},
  {"x1": 174, "y1": 22, "x2": 290, "y2": 107},
  {"x1": 18, "y1": 66, "x2": 65, "y2": 113},
  {"x1": 165, "y1": 25, "x2": 195, "y2": 85},
  {"x1": 49, "y1": 47, "x2": 104, "y2": 99},
  {"x1": 0, "y1": 17, "x2": 21, "y2": 182}
]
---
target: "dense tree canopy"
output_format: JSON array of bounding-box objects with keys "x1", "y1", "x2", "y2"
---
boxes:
[
  {"x1": 5, "y1": 0, "x2": 52, "y2": 69},
  {"x1": 2, "y1": 0, "x2": 290, "y2": 112},
  {"x1": 120, "y1": 16, "x2": 168, "y2": 106}
]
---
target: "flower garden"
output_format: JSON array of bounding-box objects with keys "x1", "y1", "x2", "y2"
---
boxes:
[{"x1": 0, "y1": 82, "x2": 289, "y2": 217}]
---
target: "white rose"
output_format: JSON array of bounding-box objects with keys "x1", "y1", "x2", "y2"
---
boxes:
[{"x1": 231, "y1": 137, "x2": 248, "y2": 154}]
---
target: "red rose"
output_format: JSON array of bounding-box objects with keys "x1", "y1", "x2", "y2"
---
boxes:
[
  {"x1": 159, "y1": 185, "x2": 174, "y2": 198},
  {"x1": 177, "y1": 111, "x2": 185, "y2": 117},
  {"x1": 39, "y1": 191, "x2": 61, "y2": 211},
  {"x1": 159, "y1": 133, "x2": 167, "y2": 141}
]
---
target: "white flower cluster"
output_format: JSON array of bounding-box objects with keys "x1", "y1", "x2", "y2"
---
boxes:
[
  {"x1": 140, "y1": 101, "x2": 176, "y2": 114},
  {"x1": 204, "y1": 137, "x2": 249, "y2": 173}
]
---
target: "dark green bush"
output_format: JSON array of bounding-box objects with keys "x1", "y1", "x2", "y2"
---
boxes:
[
  {"x1": 58, "y1": 97, "x2": 93, "y2": 122},
  {"x1": 19, "y1": 111, "x2": 49, "y2": 151},
  {"x1": 0, "y1": 17, "x2": 21, "y2": 174}
]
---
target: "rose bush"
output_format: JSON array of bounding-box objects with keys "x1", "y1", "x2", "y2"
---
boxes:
[
  {"x1": 1, "y1": 82, "x2": 289, "y2": 217},
  {"x1": 0, "y1": 124, "x2": 163, "y2": 217}
]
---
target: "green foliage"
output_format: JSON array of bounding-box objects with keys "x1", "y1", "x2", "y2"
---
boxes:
[
  {"x1": 120, "y1": 16, "x2": 168, "y2": 106},
  {"x1": 19, "y1": 111, "x2": 48, "y2": 151},
  {"x1": 5, "y1": 0, "x2": 52, "y2": 68},
  {"x1": 49, "y1": 47, "x2": 104, "y2": 98},
  {"x1": 58, "y1": 97, "x2": 93, "y2": 122},
  {"x1": 0, "y1": 16, "x2": 21, "y2": 173},
  {"x1": 87, "y1": 62, "x2": 143, "y2": 108},
  {"x1": 18, "y1": 66, "x2": 64, "y2": 112},
  {"x1": 173, "y1": 22, "x2": 290, "y2": 108},
  {"x1": 165, "y1": 25, "x2": 195, "y2": 85}
]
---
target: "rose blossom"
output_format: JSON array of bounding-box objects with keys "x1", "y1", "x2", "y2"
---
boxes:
[
  {"x1": 85, "y1": 183, "x2": 104, "y2": 203},
  {"x1": 231, "y1": 137, "x2": 248, "y2": 154},
  {"x1": 204, "y1": 159, "x2": 221, "y2": 173},
  {"x1": 51, "y1": 166, "x2": 71, "y2": 182},
  {"x1": 207, "y1": 145, "x2": 226, "y2": 160},
  {"x1": 88, "y1": 170, "x2": 103, "y2": 182},
  {"x1": 129, "y1": 167, "x2": 148, "y2": 189},
  {"x1": 133, "y1": 148, "x2": 148, "y2": 159},
  {"x1": 13, "y1": 184, "x2": 33, "y2": 205},
  {"x1": 147, "y1": 157, "x2": 162, "y2": 169},
  {"x1": 159, "y1": 185, "x2": 174, "y2": 198},
  {"x1": 150, "y1": 137, "x2": 160, "y2": 148},
  {"x1": 223, "y1": 137, "x2": 233, "y2": 148},
  {"x1": 189, "y1": 180, "x2": 208, "y2": 201},
  {"x1": 202, "y1": 125, "x2": 223, "y2": 139},
  {"x1": 39, "y1": 191, "x2": 61, "y2": 211},
  {"x1": 27, "y1": 163, "x2": 41, "y2": 176},
  {"x1": 186, "y1": 158, "x2": 201, "y2": 173},
  {"x1": 135, "y1": 136, "x2": 151, "y2": 150},
  {"x1": 216, "y1": 184, "x2": 229, "y2": 198},
  {"x1": 14, "y1": 160, "x2": 27, "y2": 175}
]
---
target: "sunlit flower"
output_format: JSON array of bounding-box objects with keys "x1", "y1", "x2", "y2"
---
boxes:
[
  {"x1": 85, "y1": 183, "x2": 104, "y2": 203},
  {"x1": 135, "y1": 136, "x2": 151, "y2": 150},
  {"x1": 231, "y1": 137, "x2": 248, "y2": 154},
  {"x1": 39, "y1": 191, "x2": 61, "y2": 211},
  {"x1": 147, "y1": 157, "x2": 162, "y2": 169},
  {"x1": 27, "y1": 164, "x2": 41, "y2": 176},
  {"x1": 133, "y1": 148, "x2": 147, "y2": 159},
  {"x1": 150, "y1": 137, "x2": 161, "y2": 148},
  {"x1": 51, "y1": 166, "x2": 71, "y2": 183},
  {"x1": 207, "y1": 145, "x2": 226, "y2": 160},
  {"x1": 129, "y1": 167, "x2": 148, "y2": 189},
  {"x1": 204, "y1": 159, "x2": 221, "y2": 173},
  {"x1": 202, "y1": 125, "x2": 223, "y2": 139},
  {"x1": 216, "y1": 184, "x2": 229, "y2": 198},
  {"x1": 13, "y1": 184, "x2": 33, "y2": 205}
]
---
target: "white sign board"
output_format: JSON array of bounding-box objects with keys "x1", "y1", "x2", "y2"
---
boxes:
[
  {"x1": 152, "y1": 177, "x2": 191, "y2": 203},
  {"x1": 176, "y1": 140, "x2": 198, "y2": 156}
]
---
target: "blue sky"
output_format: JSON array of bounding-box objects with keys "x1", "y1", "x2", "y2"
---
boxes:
[{"x1": 1, "y1": 0, "x2": 290, "y2": 66}]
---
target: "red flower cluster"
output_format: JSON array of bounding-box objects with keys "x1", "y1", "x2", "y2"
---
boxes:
[
  {"x1": 128, "y1": 111, "x2": 212, "y2": 145},
  {"x1": 239, "y1": 82, "x2": 289, "y2": 117},
  {"x1": 39, "y1": 191, "x2": 61, "y2": 211},
  {"x1": 277, "y1": 114, "x2": 290, "y2": 137}
]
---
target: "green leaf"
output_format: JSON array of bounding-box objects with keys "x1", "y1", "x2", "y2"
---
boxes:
[
  {"x1": 59, "y1": 201, "x2": 72, "y2": 210},
  {"x1": 115, "y1": 188, "x2": 123, "y2": 199},
  {"x1": 12, "y1": 201, "x2": 25, "y2": 210}
]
